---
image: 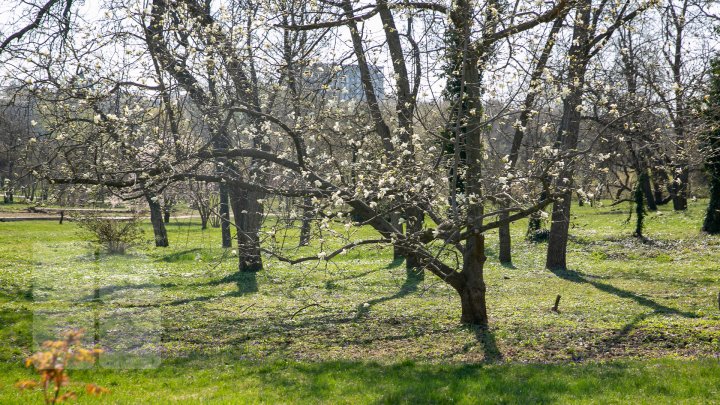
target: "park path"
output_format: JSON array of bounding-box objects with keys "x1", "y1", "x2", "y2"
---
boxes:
[{"x1": 0, "y1": 208, "x2": 198, "y2": 222}]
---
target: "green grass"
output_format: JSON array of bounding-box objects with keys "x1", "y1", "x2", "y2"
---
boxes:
[
  {"x1": 2, "y1": 359, "x2": 720, "y2": 404},
  {"x1": 1, "y1": 199, "x2": 720, "y2": 403}
]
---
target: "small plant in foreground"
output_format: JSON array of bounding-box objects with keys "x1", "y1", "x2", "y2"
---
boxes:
[
  {"x1": 75, "y1": 213, "x2": 143, "y2": 254},
  {"x1": 527, "y1": 228, "x2": 550, "y2": 243},
  {"x1": 16, "y1": 329, "x2": 109, "y2": 404}
]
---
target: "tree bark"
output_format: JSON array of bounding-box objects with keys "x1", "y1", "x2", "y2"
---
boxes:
[
  {"x1": 640, "y1": 170, "x2": 657, "y2": 211},
  {"x1": 145, "y1": 193, "x2": 169, "y2": 247},
  {"x1": 448, "y1": 0, "x2": 491, "y2": 326},
  {"x1": 163, "y1": 204, "x2": 171, "y2": 223},
  {"x1": 705, "y1": 179, "x2": 720, "y2": 235},
  {"x1": 546, "y1": 0, "x2": 592, "y2": 270},
  {"x1": 349, "y1": 0, "x2": 425, "y2": 274},
  {"x1": 459, "y1": 234, "x2": 488, "y2": 325},
  {"x1": 499, "y1": 15, "x2": 564, "y2": 265},
  {"x1": 671, "y1": 167, "x2": 689, "y2": 210},
  {"x1": 652, "y1": 170, "x2": 666, "y2": 205},
  {"x1": 547, "y1": 191, "x2": 572, "y2": 269},
  {"x1": 404, "y1": 207, "x2": 424, "y2": 276},
  {"x1": 298, "y1": 197, "x2": 312, "y2": 247},
  {"x1": 498, "y1": 217, "x2": 511, "y2": 264},
  {"x1": 229, "y1": 183, "x2": 263, "y2": 272},
  {"x1": 219, "y1": 183, "x2": 232, "y2": 248}
]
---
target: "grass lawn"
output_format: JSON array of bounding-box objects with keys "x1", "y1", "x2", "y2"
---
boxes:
[{"x1": 1, "y1": 199, "x2": 720, "y2": 403}]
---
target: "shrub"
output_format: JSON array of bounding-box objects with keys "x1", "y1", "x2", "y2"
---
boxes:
[
  {"x1": 75, "y1": 213, "x2": 143, "y2": 254},
  {"x1": 16, "y1": 329, "x2": 110, "y2": 404},
  {"x1": 527, "y1": 228, "x2": 550, "y2": 243}
]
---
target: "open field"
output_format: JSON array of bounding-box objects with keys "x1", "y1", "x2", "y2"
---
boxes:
[{"x1": 2, "y1": 199, "x2": 720, "y2": 402}]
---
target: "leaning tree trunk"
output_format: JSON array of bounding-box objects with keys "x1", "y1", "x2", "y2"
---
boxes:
[
  {"x1": 546, "y1": 92, "x2": 583, "y2": 270},
  {"x1": 546, "y1": 0, "x2": 592, "y2": 271},
  {"x1": 498, "y1": 15, "x2": 564, "y2": 265},
  {"x1": 145, "y1": 193, "x2": 169, "y2": 247}
]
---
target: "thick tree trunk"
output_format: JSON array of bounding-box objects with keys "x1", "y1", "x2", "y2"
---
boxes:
[
  {"x1": 219, "y1": 183, "x2": 232, "y2": 248},
  {"x1": 459, "y1": 233, "x2": 488, "y2": 326},
  {"x1": 703, "y1": 173, "x2": 720, "y2": 234},
  {"x1": 672, "y1": 167, "x2": 689, "y2": 211},
  {"x1": 445, "y1": 0, "x2": 491, "y2": 326},
  {"x1": 145, "y1": 193, "x2": 169, "y2": 247},
  {"x1": 229, "y1": 184, "x2": 263, "y2": 272},
  {"x1": 652, "y1": 170, "x2": 665, "y2": 205},
  {"x1": 640, "y1": 170, "x2": 657, "y2": 211},
  {"x1": 546, "y1": 191, "x2": 572, "y2": 269}
]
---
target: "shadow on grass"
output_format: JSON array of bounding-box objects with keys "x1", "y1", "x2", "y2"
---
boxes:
[
  {"x1": 0, "y1": 307, "x2": 32, "y2": 362},
  {"x1": 355, "y1": 272, "x2": 423, "y2": 320},
  {"x1": 231, "y1": 272, "x2": 258, "y2": 295},
  {"x1": 203, "y1": 271, "x2": 258, "y2": 295},
  {"x1": 273, "y1": 360, "x2": 586, "y2": 403},
  {"x1": 336, "y1": 268, "x2": 381, "y2": 282},
  {"x1": 386, "y1": 257, "x2": 405, "y2": 269},
  {"x1": 549, "y1": 268, "x2": 696, "y2": 318},
  {"x1": 159, "y1": 248, "x2": 202, "y2": 263},
  {"x1": 76, "y1": 282, "x2": 178, "y2": 302},
  {"x1": 167, "y1": 222, "x2": 202, "y2": 227},
  {"x1": 108, "y1": 272, "x2": 258, "y2": 308},
  {"x1": 474, "y1": 327, "x2": 504, "y2": 363},
  {"x1": 578, "y1": 312, "x2": 651, "y2": 361},
  {"x1": 8, "y1": 355, "x2": 720, "y2": 403}
]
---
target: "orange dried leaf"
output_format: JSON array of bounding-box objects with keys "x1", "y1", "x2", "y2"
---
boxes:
[
  {"x1": 15, "y1": 380, "x2": 38, "y2": 390},
  {"x1": 57, "y1": 391, "x2": 77, "y2": 402},
  {"x1": 86, "y1": 383, "x2": 110, "y2": 396}
]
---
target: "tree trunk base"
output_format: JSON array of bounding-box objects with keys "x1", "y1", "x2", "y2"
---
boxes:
[
  {"x1": 459, "y1": 286, "x2": 488, "y2": 327},
  {"x1": 240, "y1": 260, "x2": 262, "y2": 273}
]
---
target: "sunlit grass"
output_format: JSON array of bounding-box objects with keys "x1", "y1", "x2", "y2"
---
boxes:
[{"x1": 1, "y1": 199, "x2": 720, "y2": 402}]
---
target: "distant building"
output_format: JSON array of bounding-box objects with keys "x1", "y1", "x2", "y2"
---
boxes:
[{"x1": 304, "y1": 63, "x2": 384, "y2": 102}]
